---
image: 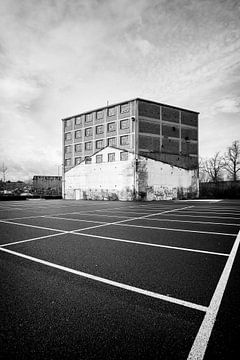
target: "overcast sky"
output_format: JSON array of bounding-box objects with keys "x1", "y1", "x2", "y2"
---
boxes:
[{"x1": 0, "y1": 0, "x2": 239, "y2": 181}]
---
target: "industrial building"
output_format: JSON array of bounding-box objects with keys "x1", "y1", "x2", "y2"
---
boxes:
[
  {"x1": 62, "y1": 98, "x2": 199, "y2": 200},
  {"x1": 32, "y1": 175, "x2": 62, "y2": 196}
]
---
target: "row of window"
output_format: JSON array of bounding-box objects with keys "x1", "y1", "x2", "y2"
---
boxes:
[
  {"x1": 65, "y1": 152, "x2": 129, "y2": 166},
  {"x1": 65, "y1": 135, "x2": 130, "y2": 153},
  {"x1": 65, "y1": 104, "x2": 130, "y2": 128},
  {"x1": 65, "y1": 119, "x2": 130, "y2": 140}
]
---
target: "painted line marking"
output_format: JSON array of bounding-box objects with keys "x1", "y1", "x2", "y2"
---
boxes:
[
  {"x1": 43, "y1": 215, "x2": 107, "y2": 224},
  {"x1": 0, "y1": 246, "x2": 207, "y2": 312},
  {"x1": 72, "y1": 206, "x2": 195, "y2": 233},
  {"x1": 137, "y1": 217, "x2": 240, "y2": 227},
  {"x1": 159, "y1": 213, "x2": 240, "y2": 221},
  {"x1": 173, "y1": 210, "x2": 240, "y2": 216},
  {"x1": 0, "y1": 219, "x2": 68, "y2": 233},
  {"x1": 0, "y1": 232, "x2": 66, "y2": 247},
  {"x1": 73, "y1": 232, "x2": 229, "y2": 257},
  {"x1": 115, "y1": 223, "x2": 237, "y2": 237},
  {"x1": 187, "y1": 230, "x2": 240, "y2": 360}
]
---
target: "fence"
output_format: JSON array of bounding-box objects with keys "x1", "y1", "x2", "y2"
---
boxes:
[{"x1": 199, "y1": 181, "x2": 240, "y2": 199}]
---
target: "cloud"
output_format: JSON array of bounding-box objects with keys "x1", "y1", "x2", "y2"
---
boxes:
[
  {"x1": 213, "y1": 97, "x2": 240, "y2": 114},
  {"x1": 0, "y1": 0, "x2": 240, "y2": 179}
]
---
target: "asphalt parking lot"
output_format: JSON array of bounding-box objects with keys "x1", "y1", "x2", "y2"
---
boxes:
[{"x1": 1, "y1": 199, "x2": 240, "y2": 359}]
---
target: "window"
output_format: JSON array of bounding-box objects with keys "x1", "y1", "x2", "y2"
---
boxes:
[
  {"x1": 120, "y1": 152, "x2": 128, "y2": 161},
  {"x1": 96, "y1": 125, "x2": 104, "y2": 134},
  {"x1": 75, "y1": 157, "x2": 82, "y2": 165},
  {"x1": 65, "y1": 146, "x2": 71, "y2": 153},
  {"x1": 96, "y1": 110, "x2": 103, "y2": 119},
  {"x1": 75, "y1": 130, "x2": 81, "y2": 139},
  {"x1": 65, "y1": 132, "x2": 72, "y2": 141},
  {"x1": 120, "y1": 103, "x2": 129, "y2": 113},
  {"x1": 120, "y1": 119, "x2": 130, "y2": 130},
  {"x1": 107, "y1": 122, "x2": 116, "y2": 132},
  {"x1": 75, "y1": 117, "x2": 81, "y2": 125},
  {"x1": 96, "y1": 139, "x2": 104, "y2": 149},
  {"x1": 120, "y1": 135, "x2": 129, "y2": 145},
  {"x1": 65, "y1": 159, "x2": 71, "y2": 166},
  {"x1": 65, "y1": 119, "x2": 71, "y2": 128},
  {"x1": 85, "y1": 113, "x2": 93, "y2": 122},
  {"x1": 85, "y1": 127, "x2": 93, "y2": 137},
  {"x1": 108, "y1": 107, "x2": 115, "y2": 116},
  {"x1": 85, "y1": 157, "x2": 92, "y2": 164},
  {"x1": 75, "y1": 144, "x2": 82, "y2": 152},
  {"x1": 108, "y1": 153, "x2": 115, "y2": 162},
  {"x1": 107, "y1": 137, "x2": 116, "y2": 147},
  {"x1": 85, "y1": 141, "x2": 92, "y2": 151},
  {"x1": 96, "y1": 154, "x2": 103, "y2": 163}
]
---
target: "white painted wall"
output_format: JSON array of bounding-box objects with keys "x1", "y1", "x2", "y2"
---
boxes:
[
  {"x1": 64, "y1": 147, "x2": 199, "y2": 201},
  {"x1": 137, "y1": 157, "x2": 199, "y2": 200},
  {"x1": 64, "y1": 147, "x2": 135, "y2": 200}
]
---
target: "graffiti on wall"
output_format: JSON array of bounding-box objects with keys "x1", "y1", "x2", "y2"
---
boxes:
[{"x1": 73, "y1": 186, "x2": 135, "y2": 201}]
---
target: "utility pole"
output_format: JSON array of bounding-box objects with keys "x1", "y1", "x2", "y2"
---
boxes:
[{"x1": 1, "y1": 163, "x2": 7, "y2": 182}]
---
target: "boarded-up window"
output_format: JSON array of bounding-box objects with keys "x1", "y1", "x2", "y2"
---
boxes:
[
  {"x1": 139, "y1": 119, "x2": 160, "y2": 134},
  {"x1": 107, "y1": 122, "x2": 116, "y2": 132},
  {"x1": 96, "y1": 125, "x2": 104, "y2": 134},
  {"x1": 120, "y1": 119, "x2": 130, "y2": 130},
  {"x1": 120, "y1": 135, "x2": 129, "y2": 145},
  {"x1": 85, "y1": 127, "x2": 93, "y2": 137},
  {"x1": 75, "y1": 130, "x2": 81, "y2": 139},
  {"x1": 75, "y1": 144, "x2": 82, "y2": 152},
  {"x1": 108, "y1": 153, "x2": 115, "y2": 162},
  {"x1": 85, "y1": 113, "x2": 93, "y2": 122},
  {"x1": 108, "y1": 107, "x2": 115, "y2": 116},
  {"x1": 96, "y1": 155, "x2": 103, "y2": 163},
  {"x1": 75, "y1": 157, "x2": 82, "y2": 165},
  {"x1": 65, "y1": 132, "x2": 72, "y2": 140},
  {"x1": 75, "y1": 117, "x2": 81, "y2": 125},
  {"x1": 120, "y1": 103, "x2": 129, "y2": 113},
  {"x1": 108, "y1": 137, "x2": 117, "y2": 146},
  {"x1": 96, "y1": 139, "x2": 104, "y2": 149},
  {"x1": 120, "y1": 152, "x2": 128, "y2": 161},
  {"x1": 162, "y1": 107, "x2": 179, "y2": 123},
  {"x1": 85, "y1": 142, "x2": 92, "y2": 150}
]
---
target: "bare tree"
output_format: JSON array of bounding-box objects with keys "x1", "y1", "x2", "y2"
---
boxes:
[
  {"x1": 224, "y1": 140, "x2": 240, "y2": 181},
  {"x1": 199, "y1": 157, "x2": 209, "y2": 182},
  {"x1": 200, "y1": 152, "x2": 225, "y2": 183}
]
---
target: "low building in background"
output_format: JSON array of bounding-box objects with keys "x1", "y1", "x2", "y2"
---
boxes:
[
  {"x1": 62, "y1": 98, "x2": 199, "y2": 201},
  {"x1": 32, "y1": 176, "x2": 62, "y2": 196}
]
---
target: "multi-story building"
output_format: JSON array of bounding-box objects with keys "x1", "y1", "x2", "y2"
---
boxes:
[{"x1": 62, "y1": 98, "x2": 199, "y2": 200}]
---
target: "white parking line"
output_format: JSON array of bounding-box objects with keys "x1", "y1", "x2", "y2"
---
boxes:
[
  {"x1": 187, "y1": 230, "x2": 240, "y2": 360},
  {"x1": 0, "y1": 206, "x2": 192, "y2": 238},
  {"x1": 43, "y1": 215, "x2": 107, "y2": 224},
  {"x1": 1, "y1": 232, "x2": 66, "y2": 247},
  {"x1": 115, "y1": 223, "x2": 237, "y2": 237},
  {"x1": 138, "y1": 217, "x2": 240, "y2": 227},
  {"x1": 71, "y1": 206, "x2": 194, "y2": 232},
  {"x1": 0, "y1": 219, "x2": 67, "y2": 233},
  {"x1": 0, "y1": 246, "x2": 208, "y2": 312},
  {"x1": 174, "y1": 210, "x2": 240, "y2": 216},
  {"x1": 73, "y1": 232, "x2": 229, "y2": 257},
  {"x1": 160, "y1": 213, "x2": 240, "y2": 221}
]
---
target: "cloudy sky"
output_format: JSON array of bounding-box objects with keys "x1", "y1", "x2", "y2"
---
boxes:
[{"x1": 0, "y1": 0, "x2": 239, "y2": 181}]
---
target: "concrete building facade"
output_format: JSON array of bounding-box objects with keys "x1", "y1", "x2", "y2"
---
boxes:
[{"x1": 62, "y1": 98, "x2": 199, "y2": 200}]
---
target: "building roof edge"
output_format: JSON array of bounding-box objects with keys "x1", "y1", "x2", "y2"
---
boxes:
[{"x1": 61, "y1": 97, "x2": 199, "y2": 121}]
